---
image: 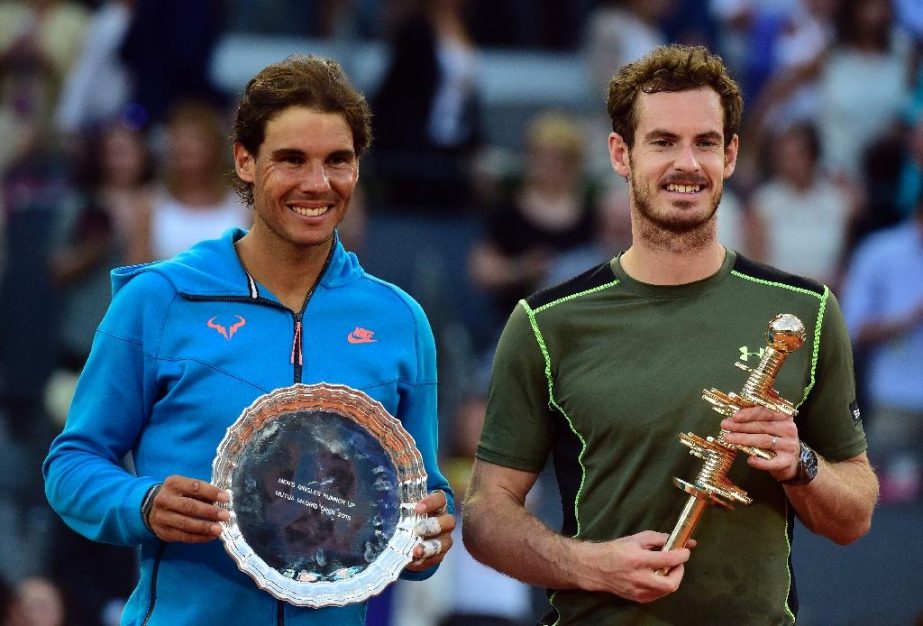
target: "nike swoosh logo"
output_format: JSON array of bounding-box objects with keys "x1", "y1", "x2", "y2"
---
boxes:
[{"x1": 347, "y1": 328, "x2": 378, "y2": 344}]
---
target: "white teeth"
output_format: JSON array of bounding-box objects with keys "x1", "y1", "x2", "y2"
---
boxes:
[
  {"x1": 667, "y1": 184, "x2": 701, "y2": 193},
  {"x1": 289, "y1": 205, "x2": 329, "y2": 217}
]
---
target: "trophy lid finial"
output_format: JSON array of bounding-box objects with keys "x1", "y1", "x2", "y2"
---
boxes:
[{"x1": 766, "y1": 314, "x2": 805, "y2": 353}]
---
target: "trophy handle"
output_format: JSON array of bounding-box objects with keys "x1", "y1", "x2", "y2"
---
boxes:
[
  {"x1": 655, "y1": 495, "x2": 709, "y2": 576},
  {"x1": 658, "y1": 314, "x2": 805, "y2": 574}
]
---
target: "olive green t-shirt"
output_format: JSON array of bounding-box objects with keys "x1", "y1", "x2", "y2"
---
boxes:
[{"x1": 477, "y1": 251, "x2": 867, "y2": 626}]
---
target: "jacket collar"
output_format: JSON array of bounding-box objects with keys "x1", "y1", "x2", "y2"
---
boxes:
[{"x1": 111, "y1": 228, "x2": 363, "y2": 299}]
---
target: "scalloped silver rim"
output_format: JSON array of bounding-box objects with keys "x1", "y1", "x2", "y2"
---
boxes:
[{"x1": 211, "y1": 383, "x2": 428, "y2": 607}]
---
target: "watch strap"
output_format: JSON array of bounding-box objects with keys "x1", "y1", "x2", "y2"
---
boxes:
[{"x1": 781, "y1": 442, "x2": 818, "y2": 486}]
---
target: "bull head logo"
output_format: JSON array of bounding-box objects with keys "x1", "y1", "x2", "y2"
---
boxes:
[{"x1": 207, "y1": 315, "x2": 246, "y2": 341}]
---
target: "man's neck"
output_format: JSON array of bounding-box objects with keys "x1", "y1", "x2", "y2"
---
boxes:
[
  {"x1": 620, "y1": 240, "x2": 726, "y2": 285},
  {"x1": 235, "y1": 229, "x2": 333, "y2": 311}
]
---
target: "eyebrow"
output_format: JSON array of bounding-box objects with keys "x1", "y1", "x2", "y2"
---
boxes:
[
  {"x1": 328, "y1": 149, "x2": 357, "y2": 161},
  {"x1": 643, "y1": 129, "x2": 723, "y2": 143},
  {"x1": 269, "y1": 148, "x2": 356, "y2": 160},
  {"x1": 269, "y1": 148, "x2": 305, "y2": 160}
]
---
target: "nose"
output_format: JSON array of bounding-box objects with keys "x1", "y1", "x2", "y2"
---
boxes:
[
  {"x1": 299, "y1": 161, "x2": 331, "y2": 192},
  {"x1": 674, "y1": 144, "x2": 701, "y2": 172}
]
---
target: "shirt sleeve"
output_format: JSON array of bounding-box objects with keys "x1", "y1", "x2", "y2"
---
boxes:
[
  {"x1": 476, "y1": 301, "x2": 557, "y2": 472},
  {"x1": 797, "y1": 291, "x2": 868, "y2": 461},
  {"x1": 43, "y1": 271, "x2": 173, "y2": 546},
  {"x1": 397, "y1": 297, "x2": 454, "y2": 582}
]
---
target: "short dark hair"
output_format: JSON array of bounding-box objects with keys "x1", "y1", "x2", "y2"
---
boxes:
[
  {"x1": 780, "y1": 122, "x2": 822, "y2": 163},
  {"x1": 606, "y1": 44, "x2": 743, "y2": 149},
  {"x1": 232, "y1": 55, "x2": 372, "y2": 205}
]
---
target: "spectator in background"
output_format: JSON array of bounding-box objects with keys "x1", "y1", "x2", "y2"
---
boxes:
[
  {"x1": 54, "y1": 0, "x2": 135, "y2": 134},
  {"x1": 841, "y1": 200, "x2": 923, "y2": 504},
  {"x1": 7, "y1": 577, "x2": 65, "y2": 626},
  {"x1": 709, "y1": 0, "x2": 802, "y2": 103},
  {"x1": 392, "y1": 394, "x2": 533, "y2": 626},
  {"x1": 896, "y1": 114, "x2": 923, "y2": 220},
  {"x1": 540, "y1": 182, "x2": 633, "y2": 289},
  {"x1": 118, "y1": 0, "x2": 226, "y2": 126},
  {"x1": 141, "y1": 100, "x2": 248, "y2": 260},
  {"x1": 371, "y1": 0, "x2": 480, "y2": 212},
  {"x1": 582, "y1": 0, "x2": 673, "y2": 181},
  {"x1": 48, "y1": 118, "x2": 154, "y2": 376},
  {"x1": 468, "y1": 111, "x2": 597, "y2": 347},
  {"x1": 0, "y1": 120, "x2": 143, "y2": 626},
  {"x1": 817, "y1": 0, "x2": 911, "y2": 179},
  {"x1": 584, "y1": 0, "x2": 674, "y2": 98},
  {"x1": 0, "y1": 0, "x2": 89, "y2": 171},
  {"x1": 747, "y1": 122, "x2": 858, "y2": 289},
  {"x1": 661, "y1": 0, "x2": 721, "y2": 49},
  {"x1": 0, "y1": 124, "x2": 78, "y2": 440},
  {"x1": 465, "y1": 0, "x2": 587, "y2": 49},
  {"x1": 748, "y1": 0, "x2": 838, "y2": 134}
]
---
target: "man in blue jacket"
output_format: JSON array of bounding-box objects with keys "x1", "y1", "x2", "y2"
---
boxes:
[{"x1": 44, "y1": 55, "x2": 455, "y2": 625}]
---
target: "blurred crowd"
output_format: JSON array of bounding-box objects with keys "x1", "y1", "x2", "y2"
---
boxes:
[{"x1": 0, "y1": 0, "x2": 922, "y2": 624}]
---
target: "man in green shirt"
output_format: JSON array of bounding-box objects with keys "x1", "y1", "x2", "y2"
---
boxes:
[{"x1": 463, "y1": 45, "x2": 878, "y2": 625}]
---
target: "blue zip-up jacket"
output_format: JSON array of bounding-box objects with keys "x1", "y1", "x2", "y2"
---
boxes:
[{"x1": 43, "y1": 228, "x2": 452, "y2": 625}]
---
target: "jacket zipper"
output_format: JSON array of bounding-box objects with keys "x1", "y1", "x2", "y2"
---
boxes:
[
  {"x1": 289, "y1": 235, "x2": 336, "y2": 385},
  {"x1": 141, "y1": 542, "x2": 167, "y2": 626},
  {"x1": 279, "y1": 237, "x2": 336, "y2": 625},
  {"x1": 184, "y1": 236, "x2": 337, "y2": 626}
]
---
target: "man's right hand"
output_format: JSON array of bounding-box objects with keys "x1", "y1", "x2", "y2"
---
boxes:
[
  {"x1": 577, "y1": 530, "x2": 692, "y2": 603},
  {"x1": 145, "y1": 475, "x2": 230, "y2": 543}
]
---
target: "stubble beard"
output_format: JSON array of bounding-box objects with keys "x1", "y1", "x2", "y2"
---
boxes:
[{"x1": 630, "y1": 173, "x2": 721, "y2": 252}]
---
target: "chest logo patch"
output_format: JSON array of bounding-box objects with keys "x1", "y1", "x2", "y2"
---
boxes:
[
  {"x1": 738, "y1": 346, "x2": 765, "y2": 362},
  {"x1": 207, "y1": 315, "x2": 247, "y2": 341},
  {"x1": 347, "y1": 327, "x2": 378, "y2": 344}
]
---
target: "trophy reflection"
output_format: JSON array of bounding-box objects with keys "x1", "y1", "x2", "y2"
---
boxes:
[{"x1": 656, "y1": 314, "x2": 805, "y2": 575}]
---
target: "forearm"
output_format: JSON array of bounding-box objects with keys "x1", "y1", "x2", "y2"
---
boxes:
[
  {"x1": 462, "y1": 485, "x2": 589, "y2": 590},
  {"x1": 785, "y1": 453, "x2": 878, "y2": 545},
  {"x1": 856, "y1": 308, "x2": 923, "y2": 347},
  {"x1": 463, "y1": 460, "x2": 693, "y2": 602}
]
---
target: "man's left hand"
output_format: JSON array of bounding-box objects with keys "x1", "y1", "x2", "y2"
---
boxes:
[
  {"x1": 721, "y1": 406, "x2": 800, "y2": 482},
  {"x1": 405, "y1": 490, "x2": 455, "y2": 572}
]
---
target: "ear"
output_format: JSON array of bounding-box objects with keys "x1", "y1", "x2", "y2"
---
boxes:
[
  {"x1": 233, "y1": 142, "x2": 255, "y2": 183},
  {"x1": 723, "y1": 134, "x2": 739, "y2": 178},
  {"x1": 609, "y1": 132, "x2": 631, "y2": 178}
]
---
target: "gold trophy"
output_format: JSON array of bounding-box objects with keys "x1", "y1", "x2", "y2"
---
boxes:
[{"x1": 656, "y1": 314, "x2": 805, "y2": 575}]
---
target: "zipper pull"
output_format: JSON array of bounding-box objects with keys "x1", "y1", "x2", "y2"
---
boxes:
[{"x1": 290, "y1": 319, "x2": 303, "y2": 366}]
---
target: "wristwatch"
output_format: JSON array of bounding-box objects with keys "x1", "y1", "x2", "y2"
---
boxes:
[
  {"x1": 141, "y1": 483, "x2": 163, "y2": 532},
  {"x1": 781, "y1": 441, "x2": 818, "y2": 486}
]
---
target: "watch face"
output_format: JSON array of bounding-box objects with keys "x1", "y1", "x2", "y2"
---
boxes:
[{"x1": 801, "y1": 442, "x2": 818, "y2": 480}]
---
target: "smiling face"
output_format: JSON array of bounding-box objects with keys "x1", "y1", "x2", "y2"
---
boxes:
[
  {"x1": 234, "y1": 106, "x2": 358, "y2": 253},
  {"x1": 609, "y1": 87, "x2": 738, "y2": 247}
]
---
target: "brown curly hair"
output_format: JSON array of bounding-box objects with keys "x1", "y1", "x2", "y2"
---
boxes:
[
  {"x1": 231, "y1": 55, "x2": 372, "y2": 206},
  {"x1": 606, "y1": 45, "x2": 743, "y2": 150}
]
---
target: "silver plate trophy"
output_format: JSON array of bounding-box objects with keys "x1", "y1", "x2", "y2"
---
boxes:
[{"x1": 212, "y1": 383, "x2": 427, "y2": 607}]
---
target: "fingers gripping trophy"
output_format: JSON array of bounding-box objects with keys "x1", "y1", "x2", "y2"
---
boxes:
[{"x1": 656, "y1": 314, "x2": 806, "y2": 575}]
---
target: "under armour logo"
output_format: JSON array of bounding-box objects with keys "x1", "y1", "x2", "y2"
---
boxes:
[
  {"x1": 850, "y1": 400, "x2": 862, "y2": 426},
  {"x1": 347, "y1": 327, "x2": 378, "y2": 344},
  {"x1": 208, "y1": 315, "x2": 246, "y2": 341},
  {"x1": 739, "y1": 346, "x2": 764, "y2": 362}
]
